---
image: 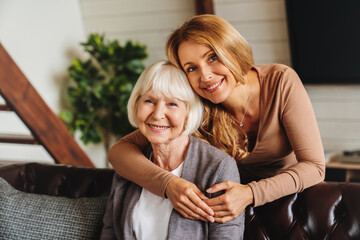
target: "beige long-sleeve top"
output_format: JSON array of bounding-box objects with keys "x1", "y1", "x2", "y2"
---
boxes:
[
  {"x1": 110, "y1": 64, "x2": 325, "y2": 207},
  {"x1": 242, "y1": 64, "x2": 325, "y2": 206}
]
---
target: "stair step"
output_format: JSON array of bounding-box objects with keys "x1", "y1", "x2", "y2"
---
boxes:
[
  {"x1": 0, "y1": 134, "x2": 38, "y2": 144},
  {"x1": 0, "y1": 104, "x2": 11, "y2": 111}
]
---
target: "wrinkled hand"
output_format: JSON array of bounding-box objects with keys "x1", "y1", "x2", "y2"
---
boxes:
[
  {"x1": 166, "y1": 176, "x2": 215, "y2": 222},
  {"x1": 205, "y1": 181, "x2": 254, "y2": 223}
]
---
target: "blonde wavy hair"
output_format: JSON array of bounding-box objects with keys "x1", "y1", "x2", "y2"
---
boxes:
[{"x1": 166, "y1": 14, "x2": 254, "y2": 161}]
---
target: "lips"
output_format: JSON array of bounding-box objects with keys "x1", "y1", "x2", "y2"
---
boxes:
[{"x1": 204, "y1": 79, "x2": 224, "y2": 92}]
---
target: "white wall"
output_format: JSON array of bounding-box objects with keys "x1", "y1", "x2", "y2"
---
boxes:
[
  {"x1": 214, "y1": 0, "x2": 360, "y2": 152},
  {"x1": 0, "y1": 0, "x2": 107, "y2": 167},
  {"x1": 307, "y1": 86, "x2": 360, "y2": 151},
  {"x1": 79, "y1": 0, "x2": 196, "y2": 66},
  {"x1": 214, "y1": 0, "x2": 291, "y2": 66}
]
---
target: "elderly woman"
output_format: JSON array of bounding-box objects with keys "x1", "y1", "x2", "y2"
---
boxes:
[{"x1": 100, "y1": 61, "x2": 244, "y2": 240}]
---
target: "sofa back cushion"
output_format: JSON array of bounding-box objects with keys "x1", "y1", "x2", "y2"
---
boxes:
[
  {"x1": 0, "y1": 162, "x2": 114, "y2": 198},
  {"x1": 0, "y1": 178, "x2": 107, "y2": 240}
]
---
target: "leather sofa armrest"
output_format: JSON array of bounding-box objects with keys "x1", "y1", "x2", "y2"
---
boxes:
[{"x1": 244, "y1": 181, "x2": 360, "y2": 239}]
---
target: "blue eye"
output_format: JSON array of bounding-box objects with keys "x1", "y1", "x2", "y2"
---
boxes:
[
  {"x1": 209, "y1": 54, "x2": 218, "y2": 62},
  {"x1": 187, "y1": 66, "x2": 196, "y2": 73},
  {"x1": 169, "y1": 103, "x2": 178, "y2": 107},
  {"x1": 144, "y1": 99, "x2": 153, "y2": 103}
]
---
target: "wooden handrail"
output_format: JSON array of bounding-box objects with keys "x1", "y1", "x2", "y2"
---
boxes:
[{"x1": 0, "y1": 43, "x2": 94, "y2": 167}]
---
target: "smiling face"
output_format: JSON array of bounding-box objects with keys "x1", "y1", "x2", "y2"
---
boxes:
[
  {"x1": 136, "y1": 90, "x2": 188, "y2": 145},
  {"x1": 178, "y1": 41, "x2": 238, "y2": 104}
]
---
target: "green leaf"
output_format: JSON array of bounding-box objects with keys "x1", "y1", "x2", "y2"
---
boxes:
[
  {"x1": 75, "y1": 119, "x2": 87, "y2": 127},
  {"x1": 71, "y1": 59, "x2": 83, "y2": 71},
  {"x1": 126, "y1": 59, "x2": 145, "y2": 74},
  {"x1": 59, "y1": 110, "x2": 74, "y2": 124}
]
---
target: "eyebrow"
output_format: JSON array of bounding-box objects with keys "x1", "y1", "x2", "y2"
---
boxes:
[{"x1": 182, "y1": 49, "x2": 214, "y2": 68}]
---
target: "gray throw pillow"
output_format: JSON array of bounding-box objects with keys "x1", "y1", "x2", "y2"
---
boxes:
[{"x1": 0, "y1": 177, "x2": 108, "y2": 240}]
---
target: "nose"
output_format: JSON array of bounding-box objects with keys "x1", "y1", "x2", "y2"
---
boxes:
[
  {"x1": 152, "y1": 103, "x2": 166, "y2": 119},
  {"x1": 200, "y1": 66, "x2": 213, "y2": 82}
]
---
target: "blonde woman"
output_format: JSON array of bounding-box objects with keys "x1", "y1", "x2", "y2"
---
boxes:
[
  {"x1": 101, "y1": 61, "x2": 244, "y2": 240},
  {"x1": 108, "y1": 15, "x2": 325, "y2": 224}
]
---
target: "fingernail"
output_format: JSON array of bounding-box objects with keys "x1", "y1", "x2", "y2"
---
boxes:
[
  {"x1": 206, "y1": 188, "x2": 211, "y2": 192},
  {"x1": 209, "y1": 217, "x2": 215, "y2": 223},
  {"x1": 209, "y1": 210, "x2": 214, "y2": 215}
]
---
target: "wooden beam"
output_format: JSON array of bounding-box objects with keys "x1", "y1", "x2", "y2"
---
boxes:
[
  {"x1": 0, "y1": 43, "x2": 94, "y2": 167},
  {"x1": 195, "y1": 0, "x2": 214, "y2": 15},
  {"x1": 0, "y1": 134, "x2": 38, "y2": 145},
  {"x1": 0, "y1": 104, "x2": 11, "y2": 111}
]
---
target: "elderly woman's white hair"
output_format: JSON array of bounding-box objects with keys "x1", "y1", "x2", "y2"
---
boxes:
[{"x1": 127, "y1": 60, "x2": 203, "y2": 136}]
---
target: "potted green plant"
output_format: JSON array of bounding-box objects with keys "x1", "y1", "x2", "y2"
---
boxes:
[{"x1": 60, "y1": 33, "x2": 147, "y2": 167}]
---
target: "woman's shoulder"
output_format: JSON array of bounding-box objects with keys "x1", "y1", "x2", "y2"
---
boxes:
[
  {"x1": 188, "y1": 136, "x2": 236, "y2": 165},
  {"x1": 186, "y1": 136, "x2": 240, "y2": 182},
  {"x1": 254, "y1": 63, "x2": 292, "y2": 71},
  {"x1": 254, "y1": 64, "x2": 296, "y2": 79},
  {"x1": 255, "y1": 64, "x2": 301, "y2": 89}
]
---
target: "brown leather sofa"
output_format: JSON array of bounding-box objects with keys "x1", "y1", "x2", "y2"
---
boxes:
[{"x1": 0, "y1": 161, "x2": 359, "y2": 239}]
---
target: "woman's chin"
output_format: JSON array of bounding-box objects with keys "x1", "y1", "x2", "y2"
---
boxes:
[
  {"x1": 207, "y1": 95, "x2": 227, "y2": 104},
  {"x1": 143, "y1": 134, "x2": 171, "y2": 145}
]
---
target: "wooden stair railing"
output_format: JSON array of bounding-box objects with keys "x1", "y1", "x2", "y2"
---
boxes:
[
  {"x1": 0, "y1": 104, "x2": 11, "y2": 111},
  {"x1": 0, "y1": 133, "x2": 38, "y2": 145},
  {"x1": 0, "y1": 103, "x2": 38, "y2": 145},
  {"x1": 0, "y1": 43, "x2": 94, "y2": 167}
]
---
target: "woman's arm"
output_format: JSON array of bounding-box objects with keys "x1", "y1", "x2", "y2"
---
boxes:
[
  {"x1": 248, "y1": 67, "x2": 325, "y2": 207},
  {"x1": 108, "y1": 130, "x2": 172, "y2": 197},
  {"x1": 108, "y1": 130, "x2": 214, "y2": 220}
]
